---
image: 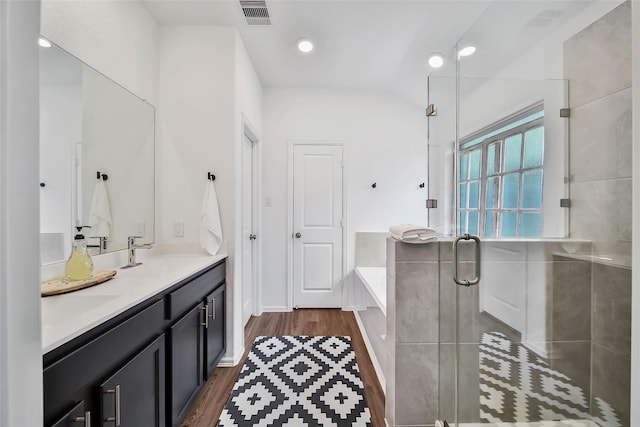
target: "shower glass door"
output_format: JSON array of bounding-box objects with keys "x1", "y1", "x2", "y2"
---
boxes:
[
  {"x1": 428, "y1": 71, "x2": 578, "y2": 426},
  {"x1": 450, "y1": 75, "x2": 579, "y2": 427},
  {"x1": 430, "y1": 2, "x2": 633, "y2": 426}
]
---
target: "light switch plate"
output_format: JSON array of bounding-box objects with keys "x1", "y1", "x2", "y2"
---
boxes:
[
  {"x1": 135, "y1": 220, "x2": 145, "y2": 237},
  {"x1": 174, "y1": 220, "x2": 184, "y2": 237}
]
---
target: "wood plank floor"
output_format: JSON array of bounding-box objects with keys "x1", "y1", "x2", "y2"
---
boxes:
[{"x1": 180, "y1": 309, "x2": 385, "y2": 427}]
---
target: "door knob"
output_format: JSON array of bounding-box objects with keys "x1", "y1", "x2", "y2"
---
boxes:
[
  {"x1": 295, "y1": 232, "x2": 302, "y2": 238},
  {"x1": 249, "y1": 234, "x2": 257, "y2": 240}
]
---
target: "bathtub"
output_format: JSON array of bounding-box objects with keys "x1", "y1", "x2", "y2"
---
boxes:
[
  {"x1": 353, "y1": 232, "x2": 390, "y2": 392},
  {"x1": 355, "y1": 266, "x2": 386, "y2": 315}
]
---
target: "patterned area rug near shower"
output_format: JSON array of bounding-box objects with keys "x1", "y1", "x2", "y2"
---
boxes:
[
  {"x1": 479, "y1": 332, "x2": 622, "y2": 426},
  {"x1": 217, "y1": 336, "x2": 372, "y2": 426}
]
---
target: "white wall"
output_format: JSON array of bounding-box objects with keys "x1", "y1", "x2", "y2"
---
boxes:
[
  {"x1": 158, "y1": 25, "x2": 263, "y2": 364},
  {"x1": 0, "y1": 1, "x2": 43, "y2": 426},
  {"x1": 261, "y1": 89, "x2": 427, "y2": 310},
  {"x1": 41, "y1": 0, "x2": 159, "y2": 104},
  {"x1": 157, "y1": 25, "x2": 235, "y2": 246}
]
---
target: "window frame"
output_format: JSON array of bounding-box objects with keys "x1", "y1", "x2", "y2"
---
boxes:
[{"x1": 458, "y1": 103, "x2": 544, "y2": 237}]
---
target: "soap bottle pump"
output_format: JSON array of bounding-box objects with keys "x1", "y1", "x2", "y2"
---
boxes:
[{"x1": 65, "y1": 226, "x2": 94, "y2": 281}]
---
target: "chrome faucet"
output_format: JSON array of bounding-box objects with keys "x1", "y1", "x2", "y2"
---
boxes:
[
  {"x1": 87, "y1": 236, "x2": 107, "y2": 254},
  {"x1": 121, "y1": 236, "x2": 152, "y2": 269}
]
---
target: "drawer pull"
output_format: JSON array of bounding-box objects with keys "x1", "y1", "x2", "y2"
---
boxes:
[
  {"x1": 72, "y1": 411, "x2": 90, "y2": 427},
  {"x1": 208, "y1": 297, "x2": 216, "y2": 320},
  {"x1": 200, "y1": 305, "x2": 209, "y2": 328},
  {"x1": 104, "y1": 385, "x2": 121, "y2": 426}
]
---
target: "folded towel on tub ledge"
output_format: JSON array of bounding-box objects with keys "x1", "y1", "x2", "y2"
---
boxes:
[{"x1": 389, "y1": 224, "x2": 437, "y2": 243}]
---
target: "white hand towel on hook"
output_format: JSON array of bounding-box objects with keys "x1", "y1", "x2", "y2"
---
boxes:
[
  {"x1": 200, "y1": 179, "x2": 224, "y2": 255},
  {"x1": 88, "y1": 179, "x2": 112, "y2": 239}
]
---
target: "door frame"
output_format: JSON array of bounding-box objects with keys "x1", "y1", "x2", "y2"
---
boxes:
[
  {"x1": 241, "y1": 116, "x2": 261, "y2": 319},
  {"x1": 287, "y1": 140, "x2": 347, "y2": 310}
]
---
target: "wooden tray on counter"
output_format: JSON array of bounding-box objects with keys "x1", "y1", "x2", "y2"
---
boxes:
[{"x1": 41, "y1": 270, "x2": 117, "y2": 297}]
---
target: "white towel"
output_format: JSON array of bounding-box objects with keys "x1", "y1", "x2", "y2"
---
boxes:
[
  {"x1": 389, "y1": 224, "x2": 437, "y2": 243},
  {"x1": 200, "y1": 180, "x2": 223, "y2": 255},
  {"x1": 88, "y1": 179, "x2": 112, "y2": 239}
]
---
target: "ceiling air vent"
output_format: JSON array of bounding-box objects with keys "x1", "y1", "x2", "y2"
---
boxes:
[
  {"x1": 240, "y1": 0, "x2": 271, "y2": 25},
  {"x1": 525, "y1": 10, "x2": 564, "y2": 28}
]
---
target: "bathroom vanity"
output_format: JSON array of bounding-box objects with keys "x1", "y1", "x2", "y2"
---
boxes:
[{"x1": 42, "y1": 254, "x2": 227, "y2": 427}]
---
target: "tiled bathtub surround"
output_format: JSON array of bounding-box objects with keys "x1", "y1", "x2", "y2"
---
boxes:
[
  {"x1": 565, "y1": 1, "x2": 632, "y2": 267},
  {"x1": 386, "y1": 238, "x2": 440, "y2": 427},
  {"x1": 355, "y1": 232, "x2": 389, "y2": 268}
]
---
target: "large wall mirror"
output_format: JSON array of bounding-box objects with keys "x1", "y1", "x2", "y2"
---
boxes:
[{"x1": 40, "y1": 41, "x2": 155, "y2": 265}]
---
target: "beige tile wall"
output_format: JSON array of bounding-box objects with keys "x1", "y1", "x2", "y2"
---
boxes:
[{"x1": 565, "y1": 1, "x2": 632, "y2": 265}]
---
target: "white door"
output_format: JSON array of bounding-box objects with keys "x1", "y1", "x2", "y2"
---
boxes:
[
  {"x1": 241, "y1": 133, "x2": 256, "y2": 325},
  {"x1": 292, "y1": 144, "x2": 344, "y2": 308}
]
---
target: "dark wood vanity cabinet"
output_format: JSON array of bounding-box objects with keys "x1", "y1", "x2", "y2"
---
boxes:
[
  {"x1": 50, "y1": 401, "x2": 89, "y2": 427},
  {"x1": 168, "y1": 282, "x2": 227, "y2": 427},
  {"x1": 169, "y1": 304, "x2": 205, "y2": 426},
  {"x1": 100, "y1": 335, "x2": 166, "y2": 427},
  {"x1": 43, "y1": 260, "x2": 226, "y2": 427},
  {"x1": 204, "y1": 284, "x2": 226, "y2": 378}
]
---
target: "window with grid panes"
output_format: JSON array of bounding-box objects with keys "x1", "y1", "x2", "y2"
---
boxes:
[{"x1": 458, "y1": 104, "x2": 544, "y2": 237}]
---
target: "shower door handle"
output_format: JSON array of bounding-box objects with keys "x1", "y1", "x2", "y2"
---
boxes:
[{"x1": 452, "y1": 234, "x2": 481, "y2": 286}]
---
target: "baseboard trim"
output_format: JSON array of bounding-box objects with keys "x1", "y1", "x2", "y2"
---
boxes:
[
  {"x1": 343, "y1": 305, "x2": 367, "y2": 311},
  {"x1": 218, "y1": 345, "x2": 245, "y2": 367},
  {"x1": 261, "y1": 306, "x2": 292, "y2": 312},
  {"x1": 353, "y1": 311, "x2": 385, "y2": 392}
]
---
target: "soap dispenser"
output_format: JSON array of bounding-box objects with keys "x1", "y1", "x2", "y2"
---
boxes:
[{"x1": 65, "y1": 226, "x2": 94, "y2": 281}]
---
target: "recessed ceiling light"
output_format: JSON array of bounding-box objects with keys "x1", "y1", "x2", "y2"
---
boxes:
[
  {"x1": 458, "y1": 46, "x2": 476, "y2": 57},
  {"x1": 297, "y1": 38, "x2": 314, "y2": 54},
  {"x1": 428, "y1": 53, "x2": 444, "y2": 68},
  {"x1": 38, "y1": 37, "x2": 52, "y2": 48}
]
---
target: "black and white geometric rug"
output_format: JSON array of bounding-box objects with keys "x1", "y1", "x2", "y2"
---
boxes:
[
  {"x1": 217, "y1": 336, "x2": 372, "y2": 426},
  {"x1": 479, "y1": 332, "x2": 622, "y2": 426}
]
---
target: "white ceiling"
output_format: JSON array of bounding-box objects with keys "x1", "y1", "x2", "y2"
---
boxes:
[{"x1": 142, "y1": 0, "x2": 598, "y2": 107}]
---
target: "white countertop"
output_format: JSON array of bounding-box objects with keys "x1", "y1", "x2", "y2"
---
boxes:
[{"x1": 41, "y1": 249, "x2": 227, "y2": 354}]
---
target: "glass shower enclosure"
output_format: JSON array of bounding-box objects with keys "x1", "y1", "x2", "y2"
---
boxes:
[{"x1": 427, "y1": 2, "x2": 632, "y2": 426}]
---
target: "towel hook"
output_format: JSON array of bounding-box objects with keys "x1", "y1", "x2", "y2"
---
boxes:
[
  {"x1": 207, "y1": 172, "x2": 216, "y2": 181},
  {"x1": 96, "y1": 171, "x2": 108, "y2": 181},
  {"x1": 371, "y1": 182, "x2": 377, "y2": 188}
]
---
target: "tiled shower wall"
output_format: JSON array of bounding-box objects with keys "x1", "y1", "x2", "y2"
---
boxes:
[
  {"x1": 385, "y1": 240, "x2": 630, "y2": 427},
  {"x1": 565, "y1": 0, "x2": 632, "y2": 265},
  {"x1": 563, "y1": 2, "x2": 632, "y2": 425},
  {"x1": 552, "y1": 257, "x2": 631, "y2": 426}
]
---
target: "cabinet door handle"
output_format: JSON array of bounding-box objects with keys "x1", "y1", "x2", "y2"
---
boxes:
[
  {"x1": 104, "y1": 385, "x2": 121, "y2": 426},
  {"x1": 208, "y1": 297, "x2": 216, "y2": 320},
  {"x1": 200, "y1": 304, "x2": 209, "y2": 328},
  {"x1": 72, "y1": 411, "x2": 91, "y2": 427}
]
